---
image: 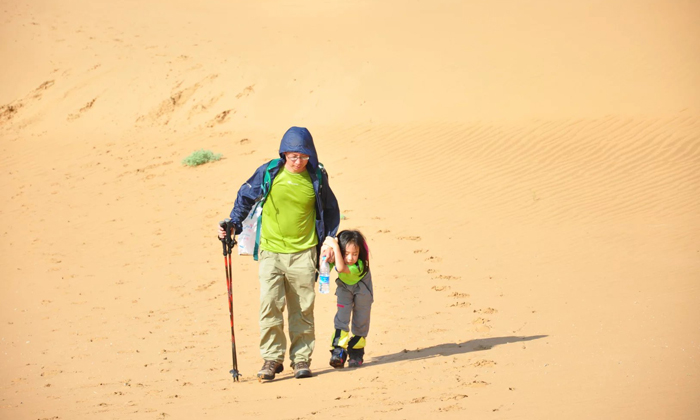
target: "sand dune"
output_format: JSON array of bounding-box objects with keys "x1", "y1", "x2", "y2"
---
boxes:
[{"x1": 1, "y1": 1, "x2": 699, "y2": 419}]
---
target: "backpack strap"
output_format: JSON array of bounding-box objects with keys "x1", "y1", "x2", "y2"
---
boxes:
[
  {"x1": 254, "y1": 158, "x2": 281, "y2": 260},
  {"x1": 316, "y1": 162, "x2": 325, "y2": 197},
  {"x1": 261, "y1": 158, "x2": 281, "y2": 200}
]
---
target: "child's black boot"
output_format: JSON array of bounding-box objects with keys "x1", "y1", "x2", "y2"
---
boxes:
[
  {"x1": 347, "y1": 348, "x2": 364, "y2": 368},
  {"x1": 329, "y1": 347, "x2": 347, "y2": 368}
]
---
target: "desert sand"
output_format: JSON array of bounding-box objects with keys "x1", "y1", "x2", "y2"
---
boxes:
[{"x1": 1, "y1": 1, "x2": 699, "y2": 419}]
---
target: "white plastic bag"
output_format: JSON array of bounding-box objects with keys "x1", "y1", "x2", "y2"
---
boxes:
[{"x1": 238, "y1": 204, "x2": 262, "y2": 256}]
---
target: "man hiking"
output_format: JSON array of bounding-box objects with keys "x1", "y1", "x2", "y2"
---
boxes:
[{"x1": 218, "y1": 126, "x2": 340, "y2": 380}]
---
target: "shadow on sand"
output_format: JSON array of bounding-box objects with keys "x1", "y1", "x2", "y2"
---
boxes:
[
  {"x1": 283, "y1": 335, "x2": 549, "y2": 379},
  {"x1": 369, "y1": 335, "x2": 549, "y2": 366}
]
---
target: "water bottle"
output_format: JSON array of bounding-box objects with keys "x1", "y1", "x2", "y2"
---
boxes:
[{"x1": 319, "y1": 256, "x2": 330, "y2": 294}]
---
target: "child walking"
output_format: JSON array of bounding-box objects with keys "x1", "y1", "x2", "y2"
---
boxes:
[{"x1": 322, "y1": 230, "x2": 373, "y2": 368}]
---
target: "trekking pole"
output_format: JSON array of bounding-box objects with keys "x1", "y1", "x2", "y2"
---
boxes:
[{"x1": 219, "y1": 219, "x2": 241, "y2": 382}]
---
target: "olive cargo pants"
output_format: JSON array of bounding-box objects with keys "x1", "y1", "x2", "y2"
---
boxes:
[{"x1": 258, "y1": 247, "x2": 317, "y2": 365}]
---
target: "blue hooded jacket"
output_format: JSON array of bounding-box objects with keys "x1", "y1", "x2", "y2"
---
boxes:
[{"x1": 229, "y1": 127, "x2": 340, "y2": 258}]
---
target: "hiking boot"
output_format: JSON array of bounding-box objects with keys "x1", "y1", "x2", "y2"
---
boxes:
[
  {"x1": 257, "y1": 360, "x2": 283, "y2": 380},
  {"x1": 293, "y1": 361, "x2": 312, "y2": 379},
  {"x1": 347, "y1": 348, "x2": 364, "y2": 368},
  {"x1": 329, "y1": 347, "x2": 347, "y2": 369}
]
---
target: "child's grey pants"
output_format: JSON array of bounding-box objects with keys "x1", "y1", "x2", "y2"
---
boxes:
[{"x1": 334, "y1": 270, "x2": 374, "y2": 338}]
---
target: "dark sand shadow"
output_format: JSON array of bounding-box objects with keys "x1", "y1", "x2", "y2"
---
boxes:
[
  {"x1": 369, "y1": 335, "x2": 548, "y2": 366},
  {"x1": 254, "y1": 335, "x2": 549, "y2": 380}
]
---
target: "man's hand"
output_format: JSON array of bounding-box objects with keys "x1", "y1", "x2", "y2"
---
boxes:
[
  {"x1": 320, "y1": 245, "x2": 335, "y2": 264},
  {"x1": 321, "y1": 236, "x2": 338, "y2": 263},
  {"x1": 218, "y1": 225, "x2": 227, "y2": 239}
]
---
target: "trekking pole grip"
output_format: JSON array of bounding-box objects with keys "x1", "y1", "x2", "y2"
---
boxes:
[{"x1": 219, "y1": 220, "x2": 230, "y2": 256}]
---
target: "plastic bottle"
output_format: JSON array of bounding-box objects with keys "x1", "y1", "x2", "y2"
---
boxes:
[{"x1": 319, "y1": 256, "x2": 330, "y2": 294}]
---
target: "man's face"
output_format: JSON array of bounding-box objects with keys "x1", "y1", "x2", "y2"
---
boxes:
[{"x1": 284, "y1": 152, "x2": 310, "y2": 174}]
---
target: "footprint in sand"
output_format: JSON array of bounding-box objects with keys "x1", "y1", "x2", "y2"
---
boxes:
[
  {"x1": 429, "y1": 328, "x2": 448, "y2": 333},
  {"x1": 433, "y1": 274, "x2": 461, "y2": 280},
  {"x1": 33, "y1": 80, "x2": 55, "y2": 98},
  {"x1": 206, "y1": 109, "x2": 234, "y2": 127},
  {"x1": 473, "y1": 308, "x2": 498, "y2": 314},
  {"x1": 40, "y1": 369, "x2": 63, "y2": 378},
  {"x1": 465, "y1": 380, "x2": 490, "y2": 388},
  {"x1": 67, "y1": 98, "x2": 97, "y2": 121},
  {"x1": 472, "y1": 317, "x2": 492, "y2": 332},
  {"x1": 397, "y1": 235, "x2": 421, "y2": 241},
  {"x1": 137, "y1": 78, "x2": 212, "y2": 125},
  {"x1": 438, "y1": 404, "x2": 464, "y2": 412},
  {"x1": 375, "y1": 407, "x2": 403, "y2": 413},
  {"x1": 235, "y1": 84, "x2": 255, "y2": 99},
  {"x1": 440, "y1": 394, "x2": 469, "y2": 401},
  {"x1": 0, "y1": 103, "x2": 22, "y2": 124},
  {"x1": 1, "y1": 80, "x2": 56, "y2": 125},
  {"x1": 472, "y1": 359, "x2": 496, "y2": 368}
]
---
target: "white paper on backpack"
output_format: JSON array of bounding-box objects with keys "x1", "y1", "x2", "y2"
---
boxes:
[{"x1": 238, "y1": 204, "x2": 262, "y2": 256}]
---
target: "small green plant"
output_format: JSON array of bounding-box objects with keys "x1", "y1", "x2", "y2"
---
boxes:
[{"x1": 182, "y1": 149, "x2": 222, "y2": 167}]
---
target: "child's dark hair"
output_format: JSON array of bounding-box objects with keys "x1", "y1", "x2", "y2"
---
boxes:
[{"x1": 337, "y1": 230, "x2": 369, "y2": 276}]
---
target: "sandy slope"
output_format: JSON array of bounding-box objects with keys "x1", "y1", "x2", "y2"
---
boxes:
[{"x1": 1, "y1": 1, "x2": 699, "y2": 419}]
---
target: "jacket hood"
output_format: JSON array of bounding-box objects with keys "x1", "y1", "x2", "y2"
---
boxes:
[{"x1": 278, "y1": 126, "x2": 319, "y2": 168}]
